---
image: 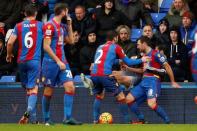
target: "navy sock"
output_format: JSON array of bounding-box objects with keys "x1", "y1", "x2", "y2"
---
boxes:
[{"x1": 118, "y1": 99, "x2": 130, "y2": 123}]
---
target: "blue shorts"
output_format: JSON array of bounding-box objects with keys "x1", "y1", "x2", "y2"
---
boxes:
[
  {"x1": 91, "y1": 76, "x2": 122, "y2": 96},
  {"x1": 131, "y1": 77, "x2": 161, "y2": 99},
  {"x1": 18, "y1": 60, "x2": 40, "y2": 89},
  {"x1": 42, "y1": 59, "x2": 73, "y2": 87}
]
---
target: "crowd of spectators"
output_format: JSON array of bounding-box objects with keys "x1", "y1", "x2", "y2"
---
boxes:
[{"x1": 0, "y1": 0, "x2": 197, "y2": 82}]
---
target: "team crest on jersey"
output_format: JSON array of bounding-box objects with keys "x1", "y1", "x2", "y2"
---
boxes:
[
  {"x1": 159, "y1": 56, "x2": 165, "y2": 63},
  {"x1": 47, "y1": 25, "x2": 51, "y2": 29},
  {"x1": 45, "y1": 29, "x2": 52, "y2": 36}
]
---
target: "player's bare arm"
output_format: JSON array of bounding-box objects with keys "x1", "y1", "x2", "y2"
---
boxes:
[
  {"x1": 43, "y1": 38, "x2": 66, "y2": 70},
  {"x1": 163, "y1": 62, "x2": 180, "y2": 88},
  {"x1": 6, "y1": 34, "x2": 17, "y2": 62},
  {"x1": 64, "y1": 15, "x2": 74, "y2": 44}
]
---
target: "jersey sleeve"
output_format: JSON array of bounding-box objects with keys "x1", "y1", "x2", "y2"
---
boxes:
[
  {"x1": 43, "y1": 23, "x2": 54, "y2": 39},
  {"x1": 115, "y1": 45, "x2": 126, "y2": 59},
  {"x1": 12, "y1": 24, "x2": 18, "y2": 36},
  {"x1": 155, "y1": 52, "x2": 167, "y2": 65}
]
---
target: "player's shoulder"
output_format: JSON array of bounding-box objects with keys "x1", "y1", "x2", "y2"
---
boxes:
[{"x1": 44, "y1": 21, "x2": 55, "y2": 29}]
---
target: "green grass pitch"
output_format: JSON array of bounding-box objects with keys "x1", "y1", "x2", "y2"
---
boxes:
[{"x1": 1, "y1": 124, "x2": 197, "y2": 131}]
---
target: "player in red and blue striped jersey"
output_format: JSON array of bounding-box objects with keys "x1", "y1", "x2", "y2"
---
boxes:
[
  {"x1": 192, "y1": 32, "x2": 197, "y2": 83},
  {"x1": 126, "y1": 36, "x2": 180, "y2": 124},
  {"x1": 41, "y1": 3, "x2": 82, "y2": 125},
  {"x1": 6, "y1": 4, "x2": 43, "y2": 124},
  {"x1": 90, "y1": 31, "x2": 150, "y2": 123}
]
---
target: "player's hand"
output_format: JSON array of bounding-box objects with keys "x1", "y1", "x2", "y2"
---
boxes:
[
  {"x1": 171, "y1": 82, "x2": 181, "y2": 88},
  {"x1": 57, "y1": 61, "x2": 66, "y2": 70},
  {"x1": 121, "y1": 64, "x2": 128, "y2": 71},
  {"x1": 66, "y1": 15, "x2": 72, "y2": 26},
  {"x1": 6, "y1": 54, "x2": 14, "y2": 63},
  {"x1": 141, "y1": 56, "x2": 151, "y2": 63}
]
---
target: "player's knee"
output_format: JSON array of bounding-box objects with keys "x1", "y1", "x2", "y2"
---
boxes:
[
  {"x1": 43, "y1": 87, "x2": 53, "y2": 96},
  {"x1": 147, "y1": 100, "x2": 157, "y2": 110},
  {"x1": 96, "y1": 94, "x2": 104, "y2": 100},
  {"x1": 28, "y1": 86, "x2": 38, "y2": 95},
  {"x1": 64, "y1": 81, "x2": 75, "y2": 94},
  {"x1": 125, "y1": 93, "x2": 135, "y2": 104}
]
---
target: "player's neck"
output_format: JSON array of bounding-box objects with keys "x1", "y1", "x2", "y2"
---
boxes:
[
  {"x1": 53, "y1": 16, "x2": 62, "y2": 24},
  {"x1": 26, "y1": 16, "x2": 36, "y2": 21},
  {"x1": 145, "y1": 47, "x2": 152, "y2": 54}
]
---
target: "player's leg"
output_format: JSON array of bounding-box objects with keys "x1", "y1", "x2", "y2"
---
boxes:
[
  {"x1": 60, "y1": 64, "x2": 82, "y2": 125},
  {"x1": 146, "y1": 78, "x2": 170, "y2": 123},
  {"x1": 18, "y1": 61, "x2": 40, "y2": 124},
  {"x1": 41, "y1": 60, "x2": 57, "y2": 125}
]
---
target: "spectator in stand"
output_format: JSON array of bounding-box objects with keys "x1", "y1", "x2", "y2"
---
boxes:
[
  {"x1": 116, "y1": 25, "x2": 138, "y2": 58},
  {"x1": 64, "y1": 31, "x2": 83, "y2": 76},
  {"x1": 0, "y1": 33, "x2": 15, "y2": 77},
  {"x1": 23, "y1": 0, "x2": 49, "y2": 21},
  {"x1": 72, "y1": 5, "x2": 97, "y2": 45},
  {"x1": 95, "y1": 0, "x2": 132, "y2": 42},
  {"x1": 141, "y1": 0, "x2": 158, "y2": 12},
  {"x1": 166, "y1": 26, "x2": 188, "y2": 82},
  {"x1": 188, "y1": 0, "x2": 197, "y2": 20},
  {"x1": 83, "y1": 0, "x2": 104, "y2": 9},
  {"x1": 166, "y1": 0, "x2": 190, "y2": 27},
  {"x1": 80, "y1": 31, "x2": 99, "y2": 75},
  {"x1": 0, "y1": 0, "x2": 24, "y2": 29},
  {"x1": 154, "y1": 19, "x2": 170, "y2": 50},
  {"x1": 180, "y1": 11, "x2": 197, "y2": 53},
  {"x1": 114, "y1": 0, "x2": 153, "y2": 28},
  {"x1": 142, "y1": 24, "x2": 158, "y2": 49}
]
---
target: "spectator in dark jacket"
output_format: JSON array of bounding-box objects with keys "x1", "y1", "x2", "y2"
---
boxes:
[
  {"x1": 80, "y1": 31, "x2": 99, "y2": 75},
  {"x1": 64, "y1": 31, "x2": 83, "y2": 76},
  {"x1": 0, "y1": 33, "x2": 15, "y2": 77},
  {"x1": 116, "y1": 25, "x2": 138, "y2": 58},
  {"x1": 141, "y1": 0, "x2": 158, "y2": 13},
  {"x1": 166, "y1": 26, "x2": 188, "y2": 82},
  {"x1": 72, "y1": 5, "x2": 97, "y2": 44},
  {"x1": 23, "y1": 0, "x2": 49, "y2": 21},
  {"x1": 114, "y1": 0, "x2": 153, "y2": 28},
  {"x1": 155, "y1": 19, "x2": 170, "y2": 50},
  {"x1": 95, "y1": 0, "x2": 132, "y2": 41},
  {"x1": 0, "y1": 0, "x2": 24, "y2": 29}
]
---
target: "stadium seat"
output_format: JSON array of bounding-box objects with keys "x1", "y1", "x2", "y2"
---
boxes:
[
  {"x1": 130, "y1": 28, "x2": 143, "y2": 42},
  {"x1": 0, "y1": 76, "x2": 16, "y2": 82},
  {"x1": 151, "y1": 13, "x2": 166, "y2": 26},
  {"x1": 160, "y1": 0, "x2": 173, "y2": 12}
]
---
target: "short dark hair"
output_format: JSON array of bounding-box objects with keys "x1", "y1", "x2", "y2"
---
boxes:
[
  {"x1": 106, "y1": 30, "x2": 118, "y2": 41},
  {"x1": 24, "y1": 4, "x2": 37, "y2": 17},
  {"x1": 137, "y1": 36, "x2": 152, "y2": 47},
  {"x1": 54, "y1": 3, "x2": 68, "y2": 16},
  {"x1": 75, "y1": 5, "x2": 85, "y2": 11}
]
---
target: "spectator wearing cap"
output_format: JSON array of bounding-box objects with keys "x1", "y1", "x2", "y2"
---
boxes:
[
  {"x1": 94, "y1": 0, "x2": 132, "y2": 42},
  {"x1": 72, "y1": 5, "x2": 97, "y2": 45},
  {"x1": 80, "y1": 31, "x2": 99, "y2": 75},
  {"x1": 0, "y1": 33, "x2": 15, "y2": 77},
  {"x1": 166, "y1": 26, "x2": 188, "y2": 82},
  {"x1": 180, "y1": 11, "x2": 197, "y2": 52},
  {"x1": 114, "y1": 0, "x2": 153, "y2": 28},
  {"x1": 166, "y1": 0, "x2": 190, "y2": 27},
  {"x1": 155, "y1": 19, "x2": 170, "y2": 50}
]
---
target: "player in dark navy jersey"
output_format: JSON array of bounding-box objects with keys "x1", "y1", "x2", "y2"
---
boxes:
[{"x1": 7, "y1": 4, "x2": 43, "y2": 124}]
